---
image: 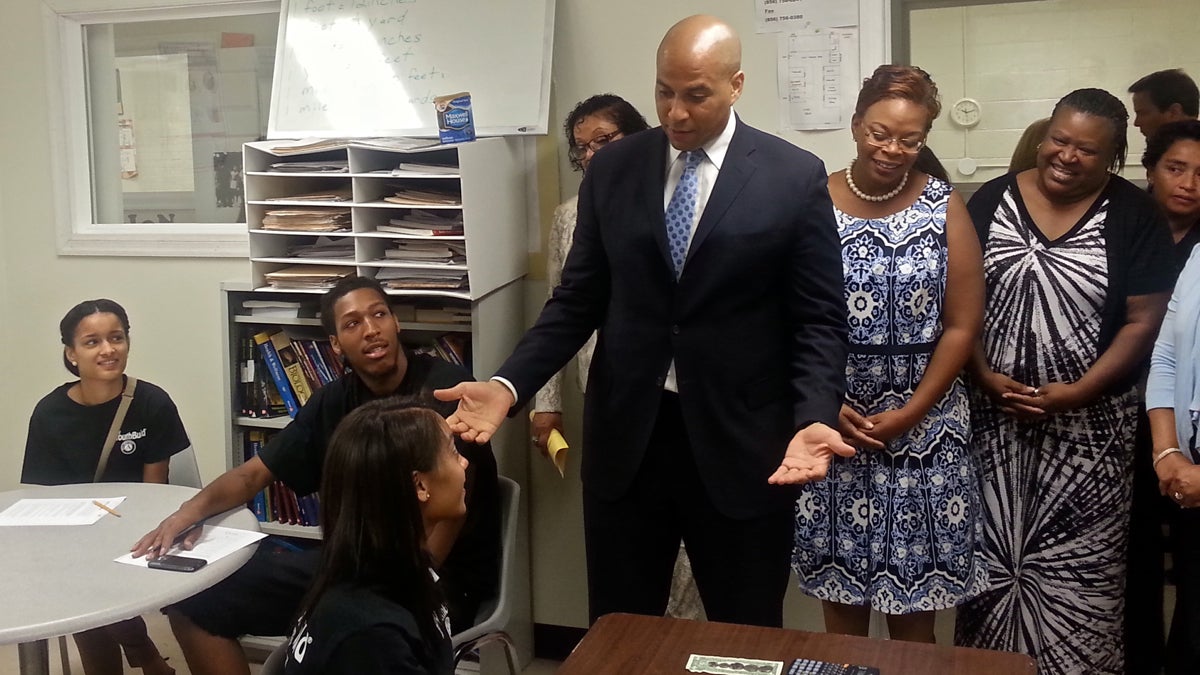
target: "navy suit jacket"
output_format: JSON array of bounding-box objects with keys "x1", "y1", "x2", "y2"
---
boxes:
[{"x1": 498, "y1": 118, "x2": 847, "y2": 518}]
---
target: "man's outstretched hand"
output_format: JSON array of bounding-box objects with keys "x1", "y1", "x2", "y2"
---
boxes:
[
  {"x1": 433, "y1": 380, "x2": 515, "y2": 444},
  {"x1": 768, "y1": 422, "x2": 856, "y2": 485}
]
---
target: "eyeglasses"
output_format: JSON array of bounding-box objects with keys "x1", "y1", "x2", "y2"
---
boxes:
[
  {"x1": 568, "y1": 130, "x2": 622, "y2": 162},
  {"x1": 864, "y1": 129, "x2": 925, "y2": 154}
]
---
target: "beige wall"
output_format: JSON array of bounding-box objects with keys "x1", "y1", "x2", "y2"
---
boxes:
[{"x1": 912, "y1": 0, "x2": 1200, "y2": 185}]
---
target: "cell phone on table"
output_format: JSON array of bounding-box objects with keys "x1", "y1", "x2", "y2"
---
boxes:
[{"x1": 147, "y1": 555, "x2": 207, "y2": 573}]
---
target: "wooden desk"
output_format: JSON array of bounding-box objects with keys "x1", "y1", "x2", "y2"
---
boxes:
[{"x1": 559, "y1": 613, "x2": 1036, "y2": 674}]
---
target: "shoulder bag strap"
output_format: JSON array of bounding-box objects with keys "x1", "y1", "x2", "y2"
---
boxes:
[{"x1": 93, "y1": 376, "x2": 138, "y2": 483}]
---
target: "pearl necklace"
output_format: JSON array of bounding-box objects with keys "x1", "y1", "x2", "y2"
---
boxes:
[{"x1": 845, "y1": 159, "x2": 908, "y2": 202}]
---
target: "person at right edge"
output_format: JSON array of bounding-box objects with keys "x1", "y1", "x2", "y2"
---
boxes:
[
  {"x1": 954, "y1": 88, "x2": 1174, "y2": 674},
  {"x1": 1124, "y1": 67, "x2": 1199, "y2": 675},
  {"x1": 435, "y1": 14, "x2": 852, "y2": 628},
  {"x1": 1142, "y1": 118, "x2": 1200, "y2": 675}
]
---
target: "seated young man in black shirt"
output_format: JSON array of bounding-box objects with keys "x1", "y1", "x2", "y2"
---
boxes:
[{"x1": 132, "y1": 277, "x2": 500, "y2": 675}]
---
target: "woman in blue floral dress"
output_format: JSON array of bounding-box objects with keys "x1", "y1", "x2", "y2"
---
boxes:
[{"x1": 793, "y1": 65, "x2": 987, "y2": 643}]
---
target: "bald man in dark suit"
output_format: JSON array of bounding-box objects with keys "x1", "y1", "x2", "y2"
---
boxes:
[{"x1": 437, "y1": 15, "x2": 851, "y2": 627}]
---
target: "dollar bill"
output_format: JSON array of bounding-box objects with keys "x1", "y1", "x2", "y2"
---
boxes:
[{"x1": 686, "y1": 653, "x2": 784, "y2": 675}]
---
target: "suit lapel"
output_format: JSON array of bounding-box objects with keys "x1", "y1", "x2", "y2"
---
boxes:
[
  {"x1": 641, "y1": 130, "x2": 674, "y2": 273},
  {"x1": 685, "y1": 121, "x2": 755, "y2": 268}
]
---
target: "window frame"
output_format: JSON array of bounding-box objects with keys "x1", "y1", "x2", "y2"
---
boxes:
[{"x1": 45, "y1": 0, "x2": 279, "y2": 257}]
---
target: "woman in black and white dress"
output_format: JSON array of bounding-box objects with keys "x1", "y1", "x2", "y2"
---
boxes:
[{"x1": 954, "y1": 89, "x2": 1174, "y2": 674}]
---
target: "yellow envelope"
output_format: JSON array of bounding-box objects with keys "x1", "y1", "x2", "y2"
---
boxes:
[
  {"x1": 530, "y1": 411, "x2": 569, "y2": 478},
  {"x1": 546, "y1": 429, "x2": 569, "y2": 478}
]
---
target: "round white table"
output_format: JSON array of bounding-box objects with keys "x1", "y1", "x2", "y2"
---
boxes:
[{"x1": 0, "y1": 483, "x2": 261, "y2": 675}]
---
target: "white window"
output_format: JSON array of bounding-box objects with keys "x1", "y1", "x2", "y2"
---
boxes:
[{"x1": 47, "y1": 0, "x2": 279, "y2": 256}]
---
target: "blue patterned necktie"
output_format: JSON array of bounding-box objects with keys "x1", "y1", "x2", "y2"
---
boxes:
[{"x1": 665, "y1": 150, "x2": 703, "y2": 277}]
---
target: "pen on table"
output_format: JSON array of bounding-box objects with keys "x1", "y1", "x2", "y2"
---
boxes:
[{"x1": 92, "y1": 500, "x2": 121, "y2": 517}]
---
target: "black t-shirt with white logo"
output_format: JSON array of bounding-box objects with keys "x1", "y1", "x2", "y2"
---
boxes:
[
  {"x1": 283, "y1": 583, "x2": 452, "y2": 675},
  {"x1": 21, "y1": 377, "x2": 191, "y2": 485}
]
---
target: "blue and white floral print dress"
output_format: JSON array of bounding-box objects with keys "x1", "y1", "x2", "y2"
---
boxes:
[{"x1": 792, "y1": 176, "x2": 987, "y2": 614}]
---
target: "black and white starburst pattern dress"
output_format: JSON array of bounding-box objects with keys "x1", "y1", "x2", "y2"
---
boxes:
[
  {"x1": 793, "y1": 177, "x2": 987, "y2": 614},
  {"x1": 955, "y1": 184, "x2": 1137, "y2": 674}
]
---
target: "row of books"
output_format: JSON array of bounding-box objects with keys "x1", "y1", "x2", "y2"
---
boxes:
[
  {"x1": 250, "y1": 329, "x2": 346, "y2": 418},
  {"x1": 241, "y1": 326, "x2": 473, "y2": 418},
  {"x1": 414, "y1": 334, "x2": 470, "y2": 369},
  {"x1": 243, "y1": 430, "x2": 321, "y2": 526},
  {"x1": 239, "y1": 330, "x2": 289, "y2": 418}
]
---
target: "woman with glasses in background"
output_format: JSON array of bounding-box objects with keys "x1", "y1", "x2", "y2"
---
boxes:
[
  {"x1": 530, "y1": 94, "x2": 649, "y2": 453},
  {"x1": 792, "y1": 65, "x2": 987, "y2": 643},
  {"x1": 955, "y1": 89, "x2": 1174, "y2": 674}
]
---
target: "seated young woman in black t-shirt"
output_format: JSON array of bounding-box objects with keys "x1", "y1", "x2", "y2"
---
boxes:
[
  {"x1": 283, "y1": 397, "x2": 462, "y2": 675},
  {"x1": 22, "y1": 299, "x2": 190, "y2": 675}
]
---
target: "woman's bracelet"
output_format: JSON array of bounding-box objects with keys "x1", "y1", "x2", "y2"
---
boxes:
[{"x1": 1153, "y1": 447, "x2": 1184, "y2": 469}]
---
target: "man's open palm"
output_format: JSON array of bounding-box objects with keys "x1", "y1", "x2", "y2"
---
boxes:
[{"x1": 433, "y1": 380, "x2": 514, "y2": 443}]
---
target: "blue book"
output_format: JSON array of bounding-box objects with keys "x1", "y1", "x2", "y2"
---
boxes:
[
  {"x1": 253, "y1": 331, "x2": 299, "y2": 417},
  {"x1": 247, "y1": 431, "x2": 268, "y2": 522},
  {"x1": 301, "y1": 340, "x2": 335, "y2": 385}
]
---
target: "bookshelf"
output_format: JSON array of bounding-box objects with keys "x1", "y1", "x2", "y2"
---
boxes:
[{"x1": 222, "y1": 136, "x2": 528, "y2": 540}]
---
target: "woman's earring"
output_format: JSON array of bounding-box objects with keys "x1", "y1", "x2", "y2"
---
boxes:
[{"x1": 71, "y1": 361, "x2": 77, "y2": 366}]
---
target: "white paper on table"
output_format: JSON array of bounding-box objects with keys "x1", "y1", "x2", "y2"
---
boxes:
[
  {"x1": 0, "y1": 497, "x2": 126, "y2": 526},
  {"x1": 114, "y1": 525, "x2": 267, "y2": 567}
]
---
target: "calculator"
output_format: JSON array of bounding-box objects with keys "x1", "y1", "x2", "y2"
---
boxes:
[{"x1": 787, "y1": 658, "x2": 880, "y2": 675}]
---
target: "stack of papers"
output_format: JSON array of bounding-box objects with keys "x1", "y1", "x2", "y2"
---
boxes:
[
  {"x1": 381, "y1": 241, "x2": 465, "y2": 264},
  {"x1": 378, "y1": 210, "x2": 464, "y2": 237},
  {"x1": 268, "y1": 138, "x2": 351, "y2": 155},
  {"x1": 264, "y1": 265, "x2": 356, "y2": 290},
  {"x1": 266, "y1": 138, "x2": 440, "y2": 156},
  {"x1": 383, "y1": 186, "x2": 461, "y2": 206},
  {"x1": 261, "y1": 208, "x2": 352, "y2": 232},
  {"x1": 269, "y1": 161, "x2": 349, "y2": 173},
  {"x1": 347, "y1": 138, "x2": 441, "y2": 152},
  {"x1": 264, "y1": 188, "x2": 353, "y2": 202},
  {"x1": 414, "y1": 305, "x2": 472, "y2": 324},
  {"x1": 375, "y1": 267, "x2": 468, "y2": 291},
  {"x1": 242, "y1": 300, "x2": 311, "y2": 318},
  {"x1": 395, "y1": 162, "x2": 458, "y2": 175},
  {"x1": 287, "y1": 236, "x2": 356, "y2": 259},
  {"x1": 0, "y1": 498, "x2": 125, "y2": 526}
]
